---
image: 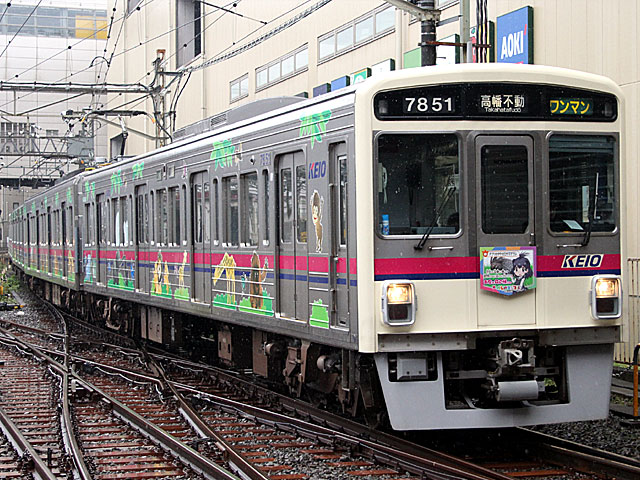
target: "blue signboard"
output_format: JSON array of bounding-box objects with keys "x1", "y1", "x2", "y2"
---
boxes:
[{"x1": 497, "y1": 6, "x2": 533, "y2": 64}]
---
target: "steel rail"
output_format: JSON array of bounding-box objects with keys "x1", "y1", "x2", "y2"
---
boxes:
[
  {"x1": 515, "y1": 428, "x2": 640, "y2": 480},
  {"x1": 0, "y1": 404, "x2": 59, "y2": 480},
  {"x1": 69, "y1": 372, "x2": 241, "y2": 480},
  {"x1": 151, "y1": 351, "x2": 511, "y2": 479},
  {"x1": 142, "y1": 348, "x2": 271, "y2": 480},
  {"x1": 175, "y1": 381, "x2": 508, "y2": 480},
  {"x1": 0, "y1": 323, "x2": 92, "y2": 478},
  {"x1": 0, "y1": 324, "x2": 238, "y2": 480}
]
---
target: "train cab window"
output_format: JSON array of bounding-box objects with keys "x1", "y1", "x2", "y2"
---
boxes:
[
  {"x1": 549, "y1": 135, "x2": 616, "y2": 233},
  {"x1": 376, "y1": 133, "x2": 459, "y2": 236},
  {"x1": 241, "y1": 172, "x2": 259, "y2": 247},
  {"x1": 223, "y1": 176, "x2": 239, "y2": 246},
  {"x1": 296, "y1": 165, "x2": 307, "y2": 243},
  {"x1": 481, "y1": 145, "x2": 529, "y2": 234}
]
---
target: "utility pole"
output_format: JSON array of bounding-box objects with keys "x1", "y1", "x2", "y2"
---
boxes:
[
  {"x1": 418, "y1": 0, "x2": 436, "y2": 66},
  {"x1": 385, "y1": 0, "x2": 441, "y2": 66}
]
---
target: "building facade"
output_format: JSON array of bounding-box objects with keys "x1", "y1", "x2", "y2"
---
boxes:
[{"x1": 0, "y1": 0, "x2": 108, "y2": 247}]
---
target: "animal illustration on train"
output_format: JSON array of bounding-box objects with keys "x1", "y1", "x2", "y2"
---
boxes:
[{"x1": 8, "y1": 64, "x2": 624, "y2": 430}]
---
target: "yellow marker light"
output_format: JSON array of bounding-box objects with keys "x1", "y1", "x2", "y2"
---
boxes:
[
  {"x1": 595, "y1": 277, "x2": 619, "y2": 298},
  {"x1": 387, "y1": 284, "x2": 411, "y2": 304}
]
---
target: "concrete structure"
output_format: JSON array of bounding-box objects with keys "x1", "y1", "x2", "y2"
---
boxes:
[
  {"x1": 0, "y1": 0, "x2": 108, "y2": 248},
  {"x1": 104, "y1": 0, "x2": 638, "y2": 362}
]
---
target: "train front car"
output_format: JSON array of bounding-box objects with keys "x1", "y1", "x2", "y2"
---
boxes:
[{"x1": 355, "y1": 65, "x2": 624, "y2": 430}]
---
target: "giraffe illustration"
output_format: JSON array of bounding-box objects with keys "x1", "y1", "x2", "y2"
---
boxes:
[{"x1": 213, "y1": 253, "x2": 237, "y2": 305}]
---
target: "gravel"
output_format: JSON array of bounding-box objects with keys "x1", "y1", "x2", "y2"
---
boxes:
[{"x1": 531, "y1": 412, "x2": 640, "y2": 461}]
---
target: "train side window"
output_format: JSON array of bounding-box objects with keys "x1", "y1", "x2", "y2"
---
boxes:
[
  {"x1": 122, "y1": 197, "x2": 130, "y2": 246},
  {"x1": 84, "y1": 204, "x2": 91, "y2": 245},
  {"x1": 194, "y1": 183, "x2": 203, "y2": 244},
  {"x1": 339, "y1": 155, "x2": 347, "y2": 246},
  {"x1": 113, "y1": 198, "x2": 120, "y2": 245},
  {"x1": 97, "y1": 195, "x2": 106, "y2": 246},
  {"x1": 144, "y1": 194, "x2": 149, "y2": 244},
  {"x1": 263, "y1": 170, "x2": 270, "y2": 246},
  {"x1": 157, "y1": 189, "x2": 168, "y2": 246},
  {"x1": 67, "y1": 205, "x2": 73, "y2": 246},
  {"x1": 136, "y1": 193, "x2": 144, "y2": 245},
  {"x1": 150, "y1": 191, "x2": 155, "y2": 245},
  {"x1": 203, "y1": 182, "x2": 210, "y2": 243},
  {"x1": 296, "y1": 165, "x2": 307, "y2": 243},
  {"x1": 241, "y1": 172, "x2": 258, "y2": 247},
  {"x1": 182, "y1": 185, "x2": 187, "y2": 245},
  {"x1": 169, "y1": 186, "x2": 180, "y2": 245},
  {"x1": 212, "y1": 179, "x2": 219, "y2": 245},
  {"x1": 223, "y1": 176, "x2": 238, "y2": 246},
  {"x1": 281, "y1": 168, "x2": 292, "y2": 243}
]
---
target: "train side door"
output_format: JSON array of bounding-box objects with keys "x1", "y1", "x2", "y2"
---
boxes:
[
  {"x1": 277, "y1": 151, "x2": 309, "y2": 321},
  {"x1": 61, "y1": 203, "x2": 67, "y2": 278},
  {"x1": 191, "y1": 171, "x2": 211, "y2": 303},
  {"x1": 330, "y1": 144, "x2": 350, "y2": 328},
  {"x1": 96, "y1": 194, "x2": 107, "y2": 285},
  {"x1": 135, "y1": 186, "x2": 148, "y2": 293},
  {"x1": 475, "y1": 135, "x2": 536, "y2": 326}
]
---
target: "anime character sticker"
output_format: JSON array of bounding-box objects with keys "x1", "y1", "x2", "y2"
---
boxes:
[
  {"x1": 311, "y1": 190, "x2": 324, "y2": 253},
  {"x1": 480, "y1": 246, "x2": 536, "y2": 295}
]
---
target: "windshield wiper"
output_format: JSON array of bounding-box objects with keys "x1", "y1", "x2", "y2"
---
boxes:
[
  {"x1": 581, "y1": 171, "x2": 600, "y2": 247},
  {"x1": 414, "y1": 182, "x2": 456, "y2": 251}
]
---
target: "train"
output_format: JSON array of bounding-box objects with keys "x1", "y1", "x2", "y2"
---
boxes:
[{"x1": 8, "y1": 64, "x2": 624, "y2": 430}]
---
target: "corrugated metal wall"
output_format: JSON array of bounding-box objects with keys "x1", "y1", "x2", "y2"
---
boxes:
[{"x1": 619, "y1": 258, "x2": 640, "y2": 364}]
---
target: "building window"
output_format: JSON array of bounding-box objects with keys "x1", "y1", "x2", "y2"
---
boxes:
[
  {"x1": 230, "y1": 74, "x2": 249, "y2": 102},
  {"x1": 177, "y1": 0, "x2": 202, "y2": 67},
  {"x1": 256, "y1": 44, "x2": 308, "y2": 91},
  {"x1": 318, "y1": 5, "x2": 395, "y2": 62}
]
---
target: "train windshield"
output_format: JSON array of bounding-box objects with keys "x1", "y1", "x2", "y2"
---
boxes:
[
  {"x1": 376, "y1": 133, "x2": 459, "y2": 236},
  {"x1": 549, "y1": 135, "x2": 616, "y2": 233}
]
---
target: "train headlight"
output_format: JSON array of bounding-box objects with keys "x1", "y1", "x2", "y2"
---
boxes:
[
  {"x1": 382, "y1": 281, "x2": 416, "y2": 326},
  {"x1": 591, "y1": 275, "x2": 621, "y2": 319}
]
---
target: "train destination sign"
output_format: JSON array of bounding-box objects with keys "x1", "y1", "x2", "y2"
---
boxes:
[{"x1": 374, "y1": 83, "x2": 617, "y2": 121}]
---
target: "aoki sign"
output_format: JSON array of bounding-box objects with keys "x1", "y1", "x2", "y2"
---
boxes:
[{"x1": 497, "y1": 6, "x2": 533, "y2": 64}]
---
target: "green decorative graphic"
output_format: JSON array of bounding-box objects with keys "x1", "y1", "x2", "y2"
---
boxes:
[
  {"x1": 211, "y1": 139, "x2": 236, "y2": 170},
  {"x1": 67, "y1": 187, "x2": 73, "y2": 204},
  {"x1": 132, "y1": 161, "x2": 144, "y2": 180},
  {"x1": 237, "y1": 290, "x2": 274, "y2": 317},
  {"x1": 310, "y1": 299, "x2": 330, "y2": 328},
  {"x1": 55, "y1": 192, "x2": 59, "y2": 207},
  {"x1": 299, "y1": 110, "x2": 332, "y2": 148},
  {"x1": 110, "y1": 169, "x2": 124, "y2": 195},
  {"x1": 213, "y1": 293, "x2": 238, "y2": 310},
  {"x1": 83, "y1": 182, "x2": 95, "y2": 201}
]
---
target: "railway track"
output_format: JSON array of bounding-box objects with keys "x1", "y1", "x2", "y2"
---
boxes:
[{"x1": 1, "y1": 287, "x2": 639, "y2": 480}]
